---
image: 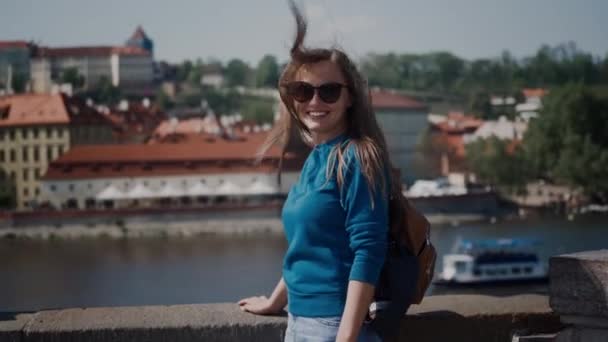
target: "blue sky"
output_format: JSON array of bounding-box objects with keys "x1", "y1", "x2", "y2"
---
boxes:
[{"x1": 1, "y1": 0, "x2": 606, "y2": 65}]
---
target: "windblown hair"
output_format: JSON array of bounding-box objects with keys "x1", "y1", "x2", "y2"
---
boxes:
[{"x1": 259, "y1": 0, "x2": 400, "y2": 201}]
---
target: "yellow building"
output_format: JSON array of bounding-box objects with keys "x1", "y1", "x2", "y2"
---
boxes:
[{"x1": 0, "y1": 93, "x2": 115, "y2": 210}]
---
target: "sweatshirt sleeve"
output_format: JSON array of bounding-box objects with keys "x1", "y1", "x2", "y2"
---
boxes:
[{"x1": 340, "y1": 149, "x2": 389, "y2": 285}]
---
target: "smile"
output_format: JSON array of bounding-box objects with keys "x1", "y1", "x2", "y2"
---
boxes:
[{"x1": 307, "y1": 111, "x2": 329, "y2": 118}]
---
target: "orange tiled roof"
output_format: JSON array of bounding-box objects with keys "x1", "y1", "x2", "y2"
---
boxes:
[
  {"x1": 43, "y1": 132, "x2": 303, "y2": 180},
  {"x1": 522, "y1": 88, "x2": 548, "y2": 99},
  {"x1": 433, "y1": 112, "x2": 484, "y2": 134},
  {"x1": 0, "y1": 94, "x2": 70, "y2": 127},
  {"x1": 370, "y1": 90, "x2": 427, "y2": 110}
]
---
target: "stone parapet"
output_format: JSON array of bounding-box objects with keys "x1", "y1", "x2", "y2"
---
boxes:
[
  {"x1": 550, "y1": 250, "x2": 608, "y2": 342},
  {"x1": 0, "y1": 295, "x2": 560, "y2": 342}
]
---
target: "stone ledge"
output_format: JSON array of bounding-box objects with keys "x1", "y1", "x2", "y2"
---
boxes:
[
  {"x1": 0, "y1": 295, "x2": 561, "y2": 342},
  {"x1": 549, "y1": 249, "x2": 608, "y2": 318}
]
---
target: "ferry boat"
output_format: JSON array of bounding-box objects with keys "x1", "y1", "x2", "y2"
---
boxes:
[{"x1": 434, "y1": 238, "x2": 548, "y2": 285}]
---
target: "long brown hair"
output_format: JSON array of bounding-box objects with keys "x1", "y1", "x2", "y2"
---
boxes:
[{"x1": 259, "y1": 0, "x2": 400, "y2": 203}]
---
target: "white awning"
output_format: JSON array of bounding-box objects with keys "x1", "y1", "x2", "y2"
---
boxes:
[
  {"x1": 245, "y1": 181, "x2": 278, "y2": 195},
  {"x1": 96, "y1": 185, "x2": 127, "y2": 200},
  {"x1": 216, "y1": 181, "x2": 243, "y2": 195},
  {"x1": 187, "y1": 182, "x2": 213, "y2": 196},
  {"x1": 124, "y1": 183, "x2": 158, "y2": 199},
  {"x1": 157, "y1": 183, "x2": 187, "y2": 198}
]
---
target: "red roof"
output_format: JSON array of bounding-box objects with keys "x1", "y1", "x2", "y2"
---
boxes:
[
  {"x1": 36, "y1": 46, "x2": 149, "y2": 58},
  {"x1": 370, "y1": 90, "x2": 427, "y2": 111},
  {"x1": 522, "y1": 88, "x2": 548, "y2": 99},
  {"x1": 432, "y1": 112, "x2": 484, "y2": 134},
  {"x1": 43, "y1": 132, "x2": 303, "y2": 180},
  {"x1": 0, "y1": 94, "x2": 70, "y2": 126},
  {"x1": 0, "y1": 41, "x2": 29, "y2": 49},
  {"x1": 0, "y1": 93, "x2": 118, "y2": 128}
]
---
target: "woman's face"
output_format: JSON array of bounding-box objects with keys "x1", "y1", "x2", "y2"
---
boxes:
[{"x1": 291, "y1": 60, "x2": 351, "y2": 143}]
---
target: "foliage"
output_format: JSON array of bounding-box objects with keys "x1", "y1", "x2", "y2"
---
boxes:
[
  {"x1": 255, "y1": 54, "x2": 280, "y2": 88},
  {"x1": 465, "y1": 137, "x2": 530, "y2": 194},
  {"x1": 224, "y1": 58, "x2": 252, "y2": 87},
  {"x1": 522, "y1": 84, "x2": 608, "y2": 201},
  {"x1": 60, "y1": 67, "x2": 85, "y2": 89}
]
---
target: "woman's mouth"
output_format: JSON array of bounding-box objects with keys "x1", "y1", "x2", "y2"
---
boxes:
[{"x1": 307, "y1": 111, "x2": 329, "y2": 118}]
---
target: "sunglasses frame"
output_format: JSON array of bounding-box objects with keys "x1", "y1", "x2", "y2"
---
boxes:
[{"x1": 282, "y1": 81, "x2": 350, "y2": 104}]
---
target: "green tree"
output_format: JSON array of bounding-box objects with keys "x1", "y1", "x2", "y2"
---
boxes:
[
  {"x1": 11, "y1": 72, "x2": 27, "y2": 93},
  {"x1": 225, "y1": 58, "x2": 251, "y2": 87},
  {"x1": 94, "y1": 76, "x2": 121, "y2": 104},
  {"x1": 61, "y1": 67, "x2": 85, "y2": 89},
  {"x1": 523, "y1": 84, "x2": 608, "y2": 201},
  {"x1": 465, "y1": 137, "x2": 529, "y2": 194},
  {"x1": 255, "y1": 54, "x2": 280, "y2": 88}
]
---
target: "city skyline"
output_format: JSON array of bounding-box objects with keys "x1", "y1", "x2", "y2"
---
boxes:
[{"x1": 1, "y1": 0, "x2": 607, "y2": 65}]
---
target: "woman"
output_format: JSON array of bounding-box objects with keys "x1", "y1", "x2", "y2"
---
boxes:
[{"x1": 239, "y1": 2, "x2": 400, "y2": 341}]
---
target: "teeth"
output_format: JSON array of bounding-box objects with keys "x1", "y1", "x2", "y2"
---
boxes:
[{"x1": 309, "y1": 111, "x2": 328, "y2": 117}]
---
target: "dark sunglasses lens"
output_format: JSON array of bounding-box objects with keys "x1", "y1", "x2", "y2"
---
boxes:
[
  {"x1": 318, "y1": 83, "x2": 343, "y2": 103},
  {"x1": 288, "y1": 82, "x2": 314, "y2": 102}
]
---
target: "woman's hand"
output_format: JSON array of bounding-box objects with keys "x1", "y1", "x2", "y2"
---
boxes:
[{"x1": 238, "y1": 295, "x2": 282, "y2": 315}]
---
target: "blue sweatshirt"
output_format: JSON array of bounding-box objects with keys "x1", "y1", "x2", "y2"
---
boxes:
[{"x1": 281, "y1": 134, "x2": 389, "y2": 317}]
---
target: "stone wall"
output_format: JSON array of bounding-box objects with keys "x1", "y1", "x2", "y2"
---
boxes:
[{"x1": 1, "y1": 294, "x2": 561, "y2": 342}]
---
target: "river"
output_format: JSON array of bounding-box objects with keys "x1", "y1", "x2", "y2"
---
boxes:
[{"x1": 2, "y1": 215, "x2": 607, "y2": 312}]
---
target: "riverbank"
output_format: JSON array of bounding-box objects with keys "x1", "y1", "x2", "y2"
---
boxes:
[{"x1": 0, "y1": 206, "x2": 490, "y2": 240}]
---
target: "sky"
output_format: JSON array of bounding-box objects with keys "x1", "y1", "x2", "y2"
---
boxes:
[{"x1": 1, "y1": 0, "x2": 607, "y2": 66}]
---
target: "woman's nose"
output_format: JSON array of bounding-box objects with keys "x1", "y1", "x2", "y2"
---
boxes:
[{"x1": 308, "y1": 90, "x2": 322, "y2": 105}]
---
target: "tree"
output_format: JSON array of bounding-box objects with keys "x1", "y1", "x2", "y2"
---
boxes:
[
  {"x1": 225, "y1": 58, "x2": 251, "y2": 87},
  {"x1": 466, "y1": 137, "x2": 530, "y2": 194},
  {"x1": 255, "y1": 54, "x2": 279, "y2": 88},
  {"x1": 11, "y1": 73, "x2": 27, "y2": 93},
  {"x1": 94, "y1": 76, "x2": 121, "y2": 105},
  {"x1": 523, "y1": 84, "x2": 608, "y2": 201},
  {"x1": 61, "y1": 67, "x2": 85, "y2": 89}
]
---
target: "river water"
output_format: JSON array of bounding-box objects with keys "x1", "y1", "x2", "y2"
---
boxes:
[{"x1": 2, "y1": 215, "x2": 607, "y2": 312}]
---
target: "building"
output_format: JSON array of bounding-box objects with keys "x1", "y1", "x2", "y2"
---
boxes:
[
  {"x1": 370, "y1": 89, "x2": 429, "y2": 182},
  {"x1": 102, "y1": 99, "x2": 167, "y2": 143},
  {"x1": 30, "y1": 46, "x2": 154, "y2": 95},
  {"x1": 0, "y1": 41, "x2": 31, "y2": 93},
  {"x1": 0, "y1": 93, "x2": 116, "y2": 210},
  {"x1": 464, "y1": 116, "x2": 528, "y2": 143},
  {"x1": 125, "y1": 26, "x2": 154, "y2": 56},
  {"x1": 428, "y1": 112, "x2": 484, "y2": 174},
  {"x1": 516, "y1": 88, "x2": 548, "y2": 121},
  {"x1": 40, "y1": 132, "x2": 303, "y2": 210}
]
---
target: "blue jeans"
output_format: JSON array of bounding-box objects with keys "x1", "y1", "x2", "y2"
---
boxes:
[{"x1": 284, "y1": 313, "x2": 382, "y2": 342}]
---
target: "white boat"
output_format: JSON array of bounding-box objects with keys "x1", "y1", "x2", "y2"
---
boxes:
[{"x1": 434, "y1": 238, "x2": 548, "y2": 285}]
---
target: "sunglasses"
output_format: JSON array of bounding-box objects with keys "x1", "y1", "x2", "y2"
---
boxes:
[{"x1": 283, "y1": 81, "x2": 349, "y2": 104}]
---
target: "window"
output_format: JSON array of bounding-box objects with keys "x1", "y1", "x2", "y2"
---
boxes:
[
  {"x1": 10, "y1": 149, "x2": 15, "y2": 162},
  {"x1": 0, "y1": 150, "x2": 4, "y2": 162},
  {"x1": 9, "y1": 130, "x2": 15, "y2": 141},
  {"x1": 33, "y1": 128, "x2": 39, "y2": 139},
  {"x1": 35, "y1": 187, "x2": 40, "y2": 196},
  {"x1": 68, "y1": 184, "x2": 75, "y2": 192},
  {"x1": 58, "y1": 129, "x2": 64, "y2": 138},
  {"x1": 23, "y1": 169, "x2": 28, "y2": 181},
  {"x1": 23, "y1": 187, "x2": 29, "y2": 196},
  {"x1": 47, "y1": 146, "x2": 53, "y2": 161},
  {"x1": 58, "y1": 145, "x2": 65, "y2": 155},
  {"x1": 22, "y1": 147, "x2": 28, "y2": 162},
  {"x1": 50, "y1": 185, "x2": 57, "y2": 192},
  {"x1": 46, "y1": 127, "x2": 53, "y2": 138},
  {"x1": 34, "y1": 169, "x2": 40, "y2": 179},
  {"x1": 33, "y1": 146, "x2": 39, "y2": 161}
]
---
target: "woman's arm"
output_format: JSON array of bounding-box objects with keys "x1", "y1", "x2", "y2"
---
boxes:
[
  {"x1": 336, "y1": 280, "x2": 375, "y2": 342},
  {"x1": 238, "y1": 277, "x2": 287, "y2": 315}
]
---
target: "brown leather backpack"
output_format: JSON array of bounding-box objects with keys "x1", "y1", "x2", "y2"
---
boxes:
[{"x1": 387, "y1": 170, "x2": 436, "y2": 304}]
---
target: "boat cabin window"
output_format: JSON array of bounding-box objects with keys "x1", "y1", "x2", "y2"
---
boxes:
[
  {"x1": 455, "y1": 261, "x2": 467, "y2": 273},
  {"x1": 512, "y1": 267, "x2": 521, "y2": 274},
  {"x1": 524, "y1": 267, "x2": 533, "y2": 274}
]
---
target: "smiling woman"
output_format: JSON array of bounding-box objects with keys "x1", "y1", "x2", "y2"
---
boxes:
[{"x1": 237, "y1": 1, "x2": 417, "y2": 342}]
